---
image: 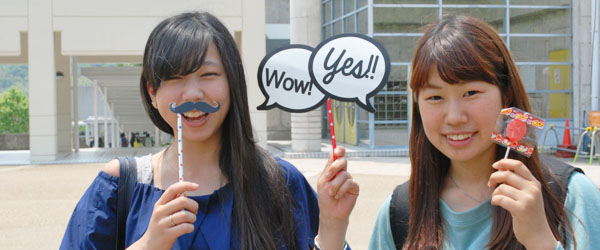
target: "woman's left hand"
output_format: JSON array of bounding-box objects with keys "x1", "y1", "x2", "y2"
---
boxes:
[
  {"x1": 316, "y1": 146, "x2": 359, "y2": 250},
  {"x1": 488, "y1": 159, "x2": 558, "y2": 250}
]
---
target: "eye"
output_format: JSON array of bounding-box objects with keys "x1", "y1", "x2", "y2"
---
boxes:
[
  {"x1": 164, "y1": 76, "x2": 182, "y2": 81},
  {"x1": 465, "y1": 90, "x2": 480, "y2": 97},
  {"x1": 201, "y1": 72, "x2": 218, "y2": 77},
  {"x1": 425, "y1": 95, "x2": 443, "y2": 101}
]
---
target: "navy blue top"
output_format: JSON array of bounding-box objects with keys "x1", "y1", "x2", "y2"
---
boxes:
[{"x1": 60, "y1": 158, "x2": 319, "y2": 249}]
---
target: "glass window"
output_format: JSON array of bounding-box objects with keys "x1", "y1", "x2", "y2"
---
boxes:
[
  {"x1": 357, "y1": 10, "x2": 368, "y2": 34},
  {"x1": 510, "y1": 0, "x2": 570, "y2": 5},
  {"x1": 374, "y1": 8, "x2": 437, "y2": 33},
  {"x1": 510, "y1": 37, "x2": 570, "y2": 61},
  {"x1": 334, "y1": 0, "x2": 343, "y2": 19},
  {"x1": 443, "y1": 8, "x2": 505, "y2": 33},
  {"x1": 324, "y1": 1, "x2": 332, "y2": 24},
  {"x1": 374, "y1": 0, "x2": 437, "y2": 4},
  {"x1": 325, "y1": 24, "x2": 332, "y2": 39},
  {"x1": 510, "y1": 8, "x2": 570, "y2": 34},
  {"x1": 386, "y1": 66, "x2": 409, "y2": 91},
  {"x1": 444, "y1": 0, "x2": 504, "y2": 3},
  {"x1": 528, "y1": 93, "x2": 571, "y2": 119},
  {"x1": 518, "y1": 64, "x2": 571, "y2": 92},
  {"x1": 374, "y1": 36, "x2": 421, "y2": 62},
  {"x1": 334, "y1": 20, "x2": 344, "y2": 35},
  {"x1": 344, "y1": 0, "x2": 355, "y2": 14},
  {"x1": 344, "y1": 16, "x2": 356, "y2": 33},
  {"x1": 357, "y1": 0, "x2": 368, "y2": 8},
  {"x1": 374, "y1": 93, "x2": 409, "y2": 121}
]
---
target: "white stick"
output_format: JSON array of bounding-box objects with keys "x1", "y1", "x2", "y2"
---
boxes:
[
  {"x1": 504, "y1": 146, "x2": 510, "y2": 159},
  {"x1": 177, "y1": 113, "x2": 184, "y2": 182}
]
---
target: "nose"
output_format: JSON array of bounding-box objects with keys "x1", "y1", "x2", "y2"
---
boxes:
[
  {"x1": 444, "y1": 99, "x2": 468, "y2": 126},
  {"x1": 181, "y1": 75, "x2": 206, "y2": 102}
]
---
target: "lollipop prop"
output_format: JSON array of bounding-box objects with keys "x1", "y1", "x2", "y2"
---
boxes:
[
  {"x1": 492, "y1": 107, "x2": 545, "y2": 158},
  {"x1": 169, "y1": 101, "x2": 221, "y2": 182}
]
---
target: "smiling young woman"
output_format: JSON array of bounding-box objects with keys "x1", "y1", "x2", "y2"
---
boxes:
[{"x1": 368, "y1": 15, "x2": 600, "y2": 250}]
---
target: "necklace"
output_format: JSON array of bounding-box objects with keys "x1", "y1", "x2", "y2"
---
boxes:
[{"x1": 448, "y1": 174, "x2": 490, "y2": 203}]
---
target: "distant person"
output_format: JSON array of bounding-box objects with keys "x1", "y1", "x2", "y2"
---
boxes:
[
  {"x1": 60, "y1": 11, "x2": 358, "y2": 250},
  {"x1": 129, "y1": 132, "x2": 136, "y2": 147},
  {"x1": 98, "y1": 136, "x2": 104, "y2": 148},
  {"x1": 120, "y1": 133, "x2": 128, "y2": 147},
  {"x1": 368, "y1": 15, "x2": 600, "y2": 250}
]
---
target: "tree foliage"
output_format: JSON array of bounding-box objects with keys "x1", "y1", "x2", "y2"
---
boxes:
[{"x1": 0, "y1": 87, "x2": 29, "y2": 133}]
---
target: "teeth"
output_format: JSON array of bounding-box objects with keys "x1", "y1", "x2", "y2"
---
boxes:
[
  {"x1": 183, "y1": 111, "x2": 205, "y2": 118},
  {"x1": 447, "y1": 133, "x2": 472, "y2": 141}
]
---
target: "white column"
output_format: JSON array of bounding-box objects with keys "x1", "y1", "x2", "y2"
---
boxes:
[
  {"x1": 290, "y1": 0, "x2": 323, "y2": 152},
  {"x1": 242, "y1": 0, "x2": 268, "y2": 148},
  {"x1": 85, "y1": 124, "x2": 89, "y2": 146},
  {"x1": 93, "y1": 82, "x2": 99, "y2": 148},
  {"x1": 28, "y1": 0, "x2": 58, "y2": 161},
  {"x1": 103, "y1": 87, "x2": 108, "y2": 148},
  {"x1": 591, "y1": 0, "x2": 600, "y2": 110},
  {"x1": 71, "y1": 56, "x2": 79, "y2": 152},
  {"x1": 111, "y1": 103, "x2": 115, "y2": 148}
]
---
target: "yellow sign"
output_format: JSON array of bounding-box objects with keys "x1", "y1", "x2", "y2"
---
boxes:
[
  {"x1": 344, "y1": 103, "x2": 358, "y2": 145},
  {"x1": 549, "y1": 49, "x2": 571, "y2": 118}
]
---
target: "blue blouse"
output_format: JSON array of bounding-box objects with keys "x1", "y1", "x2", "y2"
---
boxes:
[{"x1": 60, "y1": 158, "x2": 319, "y2": 250}]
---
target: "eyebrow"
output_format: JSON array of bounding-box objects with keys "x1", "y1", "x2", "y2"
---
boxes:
[
  {"x1": 202, "y1": 59, "x2": 222, "y2": 67},
  {"x1": 422, "y1": 83, "x2": 442, "y2": 89}
]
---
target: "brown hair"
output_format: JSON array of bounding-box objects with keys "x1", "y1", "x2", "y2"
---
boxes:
[{"x1": 406, "y1": 15, "x2": 575, "y2": 249}]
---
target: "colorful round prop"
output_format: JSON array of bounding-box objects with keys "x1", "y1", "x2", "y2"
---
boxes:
[{"x1": 506, "y1": 118, "x2": 526, "y2": 143}]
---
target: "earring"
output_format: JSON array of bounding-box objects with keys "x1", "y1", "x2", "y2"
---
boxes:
[{"x1": 152, "y1": 101, "x2": 157, "y2": 109}]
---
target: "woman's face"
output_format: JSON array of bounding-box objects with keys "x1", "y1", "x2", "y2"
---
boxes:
[
  {"x1": 417, "y1": 66, "x2": 503, "y2": 166},
  {"x1": 148, "y1": 41, "x2": 231, "y2": 144}
]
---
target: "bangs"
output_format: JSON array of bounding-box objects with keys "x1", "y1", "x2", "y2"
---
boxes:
[
  {"x1": 146, "y1": 17, "x2": 213, "y2": 87},
  {"x1": 411, "y1": 21, "x2": 500, "y2": 93}
]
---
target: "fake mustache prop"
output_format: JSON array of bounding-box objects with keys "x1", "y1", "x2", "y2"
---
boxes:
[{"x1": 169, "y1": 101, "x2": 221, "y2": 114}]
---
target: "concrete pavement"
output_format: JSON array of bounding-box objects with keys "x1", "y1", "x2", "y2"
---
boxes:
[{"x1": 0, "y1": 155, "x2": 598, "y2": 250}]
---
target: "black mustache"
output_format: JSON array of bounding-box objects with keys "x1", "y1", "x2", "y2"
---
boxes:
[{"x1": 169, "y1": 101, "x2": 221, "y2": 114}]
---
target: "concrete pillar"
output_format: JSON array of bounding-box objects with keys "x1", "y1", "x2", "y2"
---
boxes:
[
  {"x1": 93, "y1": 83, "x2": 98, "y2": 148},
  {"x1": 71, "y1": 56, "x2": 79, "y2": 152},
  {"x1": 28, "y1": 0, "x2": 58, "y2": 161},
  {"x1": 55, "y1": 32, "x2": 72, "y2": 154},
  {"x1": 242, "y1": 0, "x2": 268, "y2": 148},
  {"x1": 103, "y1": 87, "x2": 108, "y2": 148},
  {"x1": 290, "y1": 0, "x2": 323, "y2": 152}
]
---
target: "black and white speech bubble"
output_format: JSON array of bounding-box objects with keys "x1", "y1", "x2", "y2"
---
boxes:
[
  {"x1": 308, "y1": 33, "x2": 390, "y2": 113},
  {"x1": 257, "y1": 45, "x2": 327, "y2": 113}
]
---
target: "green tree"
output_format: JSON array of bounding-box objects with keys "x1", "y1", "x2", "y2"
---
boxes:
[{"x1": 0, "y1": 87, "x2": 29, "y2": 133}]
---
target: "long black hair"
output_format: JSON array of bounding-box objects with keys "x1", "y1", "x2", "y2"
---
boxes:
[{"x1": 140, "y1": 11, "x2": 296, "y2": 250}]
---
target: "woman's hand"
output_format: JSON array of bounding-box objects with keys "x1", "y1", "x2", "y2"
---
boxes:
[
  {"x1": 488, "y1": 159, "x2": 557, "y2": 250},
  {"x1": 316, "y1": 146, "x2": 359, "y2": 250},
  {"x1": 128, "y1": 181, "x2": 199, "y2": 250}
]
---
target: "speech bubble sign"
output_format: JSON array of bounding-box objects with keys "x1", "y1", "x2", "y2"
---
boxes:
[
  {"x1": 309, "y1": 33, "x2": 390, "y2": 113},
  {"x1": 257, "y1": 45, "x2": 327, "y2": 113}
]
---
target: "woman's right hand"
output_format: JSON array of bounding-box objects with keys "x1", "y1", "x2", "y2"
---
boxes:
[{"x1": 128, "y1": 182, "x2": 199, "y2": 250}]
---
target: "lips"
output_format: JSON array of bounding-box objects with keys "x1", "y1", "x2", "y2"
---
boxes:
[
  {"x1": 182, "y1": 111, "x2": 207, "y2": 121},
  {"x1": 446, "y1": 133, "x2": 473, "y2": 141}
]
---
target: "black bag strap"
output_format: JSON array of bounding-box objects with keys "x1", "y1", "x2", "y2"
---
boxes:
[
  {"x1": 390, "y1": 181, "x2": 410, "y2": 250},
  {"x1": 389, "y1": 157, "x2": 583, "y2": 250},
  {"x1": 539, "y1": 155, "x2": 584, "y2": 204},
  {"x1": 116, "y1": 157, "x2": 137, "y2": 250}
]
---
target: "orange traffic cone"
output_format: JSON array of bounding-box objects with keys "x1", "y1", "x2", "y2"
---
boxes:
[
  {"x1": 556, "y1": 120, "x2": 575, "y2": 158},
  {"x1": 563, "y1": 120, "x2": 572, "y2": 146}
]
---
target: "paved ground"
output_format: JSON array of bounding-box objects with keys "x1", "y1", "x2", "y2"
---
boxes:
[{"x1": 0, "y1": 155, "x2": 598, "y2": 250}]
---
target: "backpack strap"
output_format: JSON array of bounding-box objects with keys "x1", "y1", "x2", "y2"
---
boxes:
[
  {"x1": 388, "y1": 157, "x2": 584, "y2": 250},
  {"x1": 389, "y1": 181, "x2": 410, "y2": 250},
  {"x1": 539, "y1": 155, "x2": 584, "y2": 204},
  {"x1": 116, "y1": 157, "x2": 138, "y2": 250}
]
